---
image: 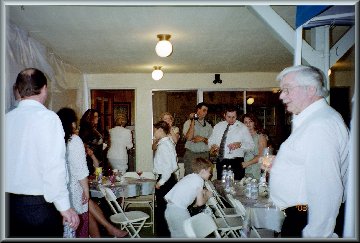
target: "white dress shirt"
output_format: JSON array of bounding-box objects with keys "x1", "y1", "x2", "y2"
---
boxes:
[
  {"x1": 165, "y1": 173, "x2": 204, "y2": 209},
  {"x1": 5, "y1": 100, "x2": 71, "y2": 212},
  {"x1": 153, "y1": 137, "x2": 178, "y2": 186},
  {"x1": 208, "y1": 120, "x2": 255, "y2": 158},
  {"x1": 270, "y1": 99, "x2": 349, "y2": 237}
]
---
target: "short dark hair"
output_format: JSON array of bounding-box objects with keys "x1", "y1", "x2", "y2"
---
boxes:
[
  {"x1": 15, "y1": 68, "x2": 47, "y2": 98},
  {"x1": 224, "y1": 105, "x2": 238, "y2": 114},
  {"x1": 196, "y1": 102, "x2": 208, "y2": 110},
  {"x1": 153, "y1": 120, "x2": 170, "y2": 134}
]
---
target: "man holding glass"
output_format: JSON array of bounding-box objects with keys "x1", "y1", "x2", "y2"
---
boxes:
[
  {"x1": 208, "y1": 105, "x2": 254, "y2": 180},
  {"x1": 182, "y1": 102, "x2": 213, "y2": 175},
  {"x1": 269, "y1": 65, "x2": 349, "y2": 238}
]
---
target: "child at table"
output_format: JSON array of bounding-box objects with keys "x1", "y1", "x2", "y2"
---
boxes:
[
  {"x1": 153, "y1": 120, "x2": 178, "y2": 237},
  {"x1": 164, "y1": 157, "x2": 213, "y2": 238}
]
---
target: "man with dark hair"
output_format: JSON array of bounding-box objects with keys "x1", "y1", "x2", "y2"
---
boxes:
[
  {"x1": 208, "y1": 105, "x2": 255, "y2": 180},
  {"x1": 182, "y1": 102, "x2": 213, "y2": 175},
  {"x1": 5, "y1": 68, "x2": 80, "y2": 238}
]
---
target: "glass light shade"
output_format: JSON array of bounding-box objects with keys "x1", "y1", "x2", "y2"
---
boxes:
[
  {"x1": 152, "y1": 69, "x2": 163, "y2": 80},
  {"x1": 155, "y1": 40, "x2": 173, "y2": 57},
  {"x1": 247, "y1": 97, "x2": 255, "y2": 105}
]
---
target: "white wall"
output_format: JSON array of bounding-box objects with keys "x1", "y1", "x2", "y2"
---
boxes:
[{"x1": 85, "y1": 72, "x2": 280, "y2": 171}]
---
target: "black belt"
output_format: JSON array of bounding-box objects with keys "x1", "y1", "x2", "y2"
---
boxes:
[{"x1": 7, "y1": 193, "x2": 47, "y2": 205}]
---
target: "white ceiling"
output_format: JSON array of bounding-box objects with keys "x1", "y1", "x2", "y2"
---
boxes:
[{"x1": 7, "y1": 4, "x2": 355, "y2": 74}]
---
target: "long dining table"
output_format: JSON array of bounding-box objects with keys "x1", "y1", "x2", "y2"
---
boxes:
[
  {"x1": 213, "y1": 180, "x2": 285, "y2": 236},
  {"x1": 90, "y1": 176, "x2": 156, "y2": 199}
]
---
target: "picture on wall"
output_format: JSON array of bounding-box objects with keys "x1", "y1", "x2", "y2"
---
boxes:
[{"x1": 113, "y1": 102, "x2": 131, "y2": 126}]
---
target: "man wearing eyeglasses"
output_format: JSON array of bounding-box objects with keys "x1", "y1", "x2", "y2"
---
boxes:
[{"x1": 269, "y1": 65, "x2": 349, "y2": 238}]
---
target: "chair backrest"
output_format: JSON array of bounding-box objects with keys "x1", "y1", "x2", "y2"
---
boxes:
[
  {"x1": 99, "y1": 186, "x2": 129, "y2": 220},
  {"x1": 226, "y1": 194, "x2": 246, "y2": 217},
  {"x1": 206, "y1": 196, "x2": 225, "y2": 218},
  {"x1": 183, "y1": 213, "x2": 221, "y2": 238},
  {"x1": 124, "y1": 171, "x2": 155, "y2": 179},
  {"x1": 141, "y1": 172, "x2": 155, "y2": 179},
  {"x1": 204, "y1": 181, "x2": 227, "y2": 208},
  {"x1": 124, "y1": 172, "x2": 139, "y2": 178}
]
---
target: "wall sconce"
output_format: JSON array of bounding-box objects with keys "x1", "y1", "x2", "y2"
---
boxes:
[
  {"x1": 152, "y1": 66, "x2": 163, "y2": 80},
  {"x1": 155, "y1": 34, "x2": 173, "y2": 57},
  {"x1": 328, "y1": 69, "x2": 332, "y2": 76},
  {"x1": 247, "y1": 97, "x2": 255, "y2": 105}
]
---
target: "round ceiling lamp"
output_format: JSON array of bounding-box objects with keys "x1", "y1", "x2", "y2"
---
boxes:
[
  {"x1": 152, "y1": 66, "x2": 163, "y2": 80},
  {"x1": 155, "y1": 34, "x2": 173, "y2": 57},
  {"x1": 247, "y1": 97, "x2": 255, "y2": 105}
]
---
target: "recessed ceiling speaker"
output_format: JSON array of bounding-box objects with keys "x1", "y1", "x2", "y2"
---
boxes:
[{"x1": 213, "y1": 74, "x2": 222, "y2": 84}]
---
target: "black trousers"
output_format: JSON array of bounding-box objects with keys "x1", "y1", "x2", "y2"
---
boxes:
[
  {"x1": 281, "y1": 205, "x2": 308, "y2": 238},
  {"x1": 7, "y1": 193, "x2": 63, "y2": 238},
  {"x1": 216, "y1": 157, "x2": 245, "y2": 180},
  {"x1": 334, "y1": 202, "x2": 345, "y2": 237},
  {"x1": 155, "y1": 173, "x2": 178, "y2": 237},
  {"x1": 281, "y1": 203, "x2": 345, "y2": 238}
]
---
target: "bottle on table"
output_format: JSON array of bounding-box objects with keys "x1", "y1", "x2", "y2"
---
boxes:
[
  {"x1": 250, "y1": 179, "x2": 258, "y2": 200},
  {"x1": 227, "y1": 165, "x2": 234, "y2": 185},
  {"x1": 221, "y1": 165, "x2": 227, "y2": 183}
]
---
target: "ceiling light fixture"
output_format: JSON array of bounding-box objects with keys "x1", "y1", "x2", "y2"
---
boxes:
[
  {"x1": 155, "y1": 34, "x2": 173, "y2": 57},
  {"x1": 247, "y1": 97, "x2": 255, "y2": 105},
  {"x1": 152, "y1": 66, "x2": 163, "y2": 80}
]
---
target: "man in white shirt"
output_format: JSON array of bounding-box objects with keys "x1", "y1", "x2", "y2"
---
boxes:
[
  {"x1": 269, "y1": 65, "x2": 349, "y2": 238},
  {"x1": 5, "y1": 68, "x2": 79, "y2": 237},
  {"x1": 208, "y1": 105, "x2": 255, "y2": 180}
]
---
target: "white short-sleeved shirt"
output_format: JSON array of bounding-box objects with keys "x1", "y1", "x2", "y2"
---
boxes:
[{"x1": 165, "y1": 173, "x2": 204, "y2": 209}]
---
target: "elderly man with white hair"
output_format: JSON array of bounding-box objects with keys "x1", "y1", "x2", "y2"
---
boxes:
[{"x1": 269, "y1": 65, "x2": 349, "y2": 238}]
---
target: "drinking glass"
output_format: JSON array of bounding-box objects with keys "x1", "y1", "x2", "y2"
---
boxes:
[
  {"x1": 109, "y1": 174, "x2": 116, "y2": 186},
  {"x1": 136, "y1": 170, "x2": 143, "y2": 180},
  {"x1": 259, "y1": 147, "x2": 275, "y2": 184}
]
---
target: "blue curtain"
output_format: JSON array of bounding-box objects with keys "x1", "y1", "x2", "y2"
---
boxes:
[{"x1": 295, "y1": 5, "x2": 331, "y2": 28}]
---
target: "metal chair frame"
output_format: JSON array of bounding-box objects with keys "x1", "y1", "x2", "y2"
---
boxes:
[{"x1": 99, "y1": 185, "x2": 150, "y2": 238}]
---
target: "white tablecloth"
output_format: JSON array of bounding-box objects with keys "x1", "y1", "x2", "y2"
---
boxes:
[
  {"x1": 90, "y1": 177, "x2": 156, "y2": 198},
  {"x1": 214, "y1": 180, "x2": 285, "y2": 232}
]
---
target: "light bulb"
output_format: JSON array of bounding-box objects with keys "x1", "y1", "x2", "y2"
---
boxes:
[
  {"x1": 152, "y1": 66, "x2": 163, "y2": 80},
  {"x1": 155, "y1": 34, "x2": 173, "y2": 57},
  {"x1": 247, "y1": 97, "x2": 254, "y2": 105}
]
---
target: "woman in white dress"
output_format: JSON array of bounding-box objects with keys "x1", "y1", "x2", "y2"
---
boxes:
[
  {"x1": 107, "y1": 114, "x2": 133, "y2": 174},
  {"x1": 57, "y1": 108, "x2": 89, "y2": 238}
]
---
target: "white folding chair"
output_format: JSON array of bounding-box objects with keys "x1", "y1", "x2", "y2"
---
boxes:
[
  {"x1": 99, "y1": 185, "x2": 150, "y2": 238},
  {"x1": 206, "y1": 196, "x2": 244, "y2": 238},
  {"x1": 122, "y1": 171, "x2": 155, "y2": 234},
  {"x1": 226, "y1": 194, "x2": 261, "y2": 238},
  {"x1": 204, "y1": 181, "x2": 237, "y2": 216},
  {"x1": 183, "y1": 213, "x2": 221, "y2": 238}
]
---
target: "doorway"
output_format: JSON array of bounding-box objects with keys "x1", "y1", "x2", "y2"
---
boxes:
[{"x1": 91, "y1": 89, "x2": 136, "y2": 171}]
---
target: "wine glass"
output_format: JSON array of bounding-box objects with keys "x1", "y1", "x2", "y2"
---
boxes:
[
  {"x1": 259, "y1": 147, "x2": 275, "y2": 184},
  {"x1": 227, "y1": 143, "x2": 233, "y2": 154},
  {"x1": 136, "y1": 170, "x2": 143, "y2": 180},
  {"x1": 109, "y1": 174, "x2": 116, "y2": 186}
]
